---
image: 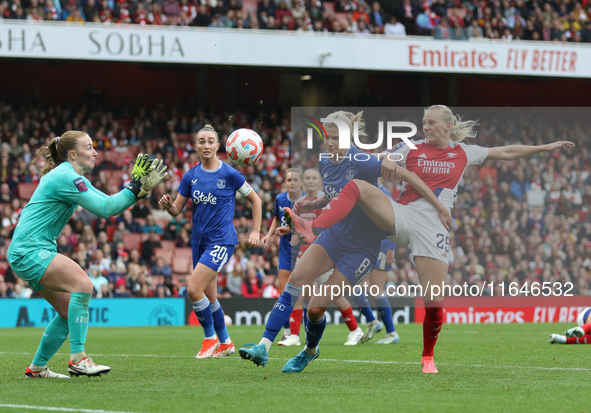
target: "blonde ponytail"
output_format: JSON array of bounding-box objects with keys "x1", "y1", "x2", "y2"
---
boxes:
[{"x1": 426, "y1": 105, "x2": 478, "y2": 143}]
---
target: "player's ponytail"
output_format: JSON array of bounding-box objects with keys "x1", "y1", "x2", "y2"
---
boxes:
[
  {"x1": 36, "y1": 130, "x2": 87, "y2": 177},
  {"x1": 323, "y1": 110, "x2": 367, "y2": 138},
  {"x1": 426, "y1": 105, "x2": 478, "y2": 143}
]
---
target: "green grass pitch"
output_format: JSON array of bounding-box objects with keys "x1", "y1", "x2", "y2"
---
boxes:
[{"x1": 0, "y1": 323, "x2": 587, "y2": 413}]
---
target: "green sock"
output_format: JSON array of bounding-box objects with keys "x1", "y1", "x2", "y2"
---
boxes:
[
  {"x1": 31, "y1": 315, "x2": 69, "y2": 367},
  {"x1": 68, "y1": 292, "x2": 92, "y2": 354}
]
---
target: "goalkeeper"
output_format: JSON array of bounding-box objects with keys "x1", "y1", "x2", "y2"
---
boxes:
[{"x1": 8, "y1": 131, "x2": 167, "y2": 379}]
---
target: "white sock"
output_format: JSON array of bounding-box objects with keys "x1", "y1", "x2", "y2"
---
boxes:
[
  {"x1": 70, "y1": 352, "x2": 86, "y2": 363},
  {"x1": 304, "y1": 346, "x2": 317, "y2": 355},
  {"x1": 204, "y1": 335, "x2": 216, "y2": 340},
  {"x1": 29, "y1": 363, "x2": 45, "y2": 371},
  {"x1": 222, "y1": 338, "x2": 232, "y2": 345},
  {"x1": 259, "y1": 337, "x2": 272, "y2": 352},
  {"x1": 284, "y1": 328, "x2": 291, "y2": 336}
]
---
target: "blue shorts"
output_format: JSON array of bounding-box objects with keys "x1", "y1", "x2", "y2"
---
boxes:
[
  {"x1": 8, "y1": 248, "x2": 58, "y2": 292},
  {"x1": 314, "y1": 227, "x2": 380, "y2": 286},
  {"x1": 192, "y1": 244, "x2": 235, "y2": 273},
  {"x1": 278, "y1": 245, "x2": 299, "y2": 271}
]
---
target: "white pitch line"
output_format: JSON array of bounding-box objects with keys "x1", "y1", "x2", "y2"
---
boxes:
[
  {"x1": 0, "y1": 404, "x2": 141, "y2": 413},
  {"x1": 1, "y1": 352, "x2": 589, "y2": 372}
]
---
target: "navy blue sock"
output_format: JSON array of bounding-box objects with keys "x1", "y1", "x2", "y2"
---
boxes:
[
  {"x1": 192, "y1": 297, "x2": 215, "y2": 338},
  {"x1": 262, "y1": 282, "x2": 302, "y2": 343},
  {"x1": 211, "y1": 300, "x2": 230, "y2": 343},
  {"x1": 375, "y1": 295, "x2": 395, "y2": 333},
  {"x1": 305, "y1": 314, "x2": 326, "y2": 349},
  {"x1": 352, "y1": 293, "x2": 376, "y2": 322},
  {"x1": 283, "y1": 319, "x2": 291, "y2": 330}
]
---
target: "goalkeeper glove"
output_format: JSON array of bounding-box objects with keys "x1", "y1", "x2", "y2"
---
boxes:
[
  {"x1": 126, "y1": 158, "x2": 168, "y2": 198},
  {"x1": 131, "y1": 153, "x2": 154, "y2": 179}
]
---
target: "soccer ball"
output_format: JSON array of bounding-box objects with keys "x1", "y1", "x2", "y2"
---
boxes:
[
  {"x1": 224, "y1": 314, "x2": 232, "y2": 326},
  {"x1": 226, "y1": 129, "x2": 264, "y2": 167}
]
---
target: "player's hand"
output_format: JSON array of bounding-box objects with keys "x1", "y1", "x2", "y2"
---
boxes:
[
  {"x1": 545, "y1": 141, "x2": 575, "y2": 152},
  {"x1": 438, "y1": 207, "x2": 452, "y2": 231},
  {"x1": 294, "y1": 199, "x2": 315, "y2": 214},
  {"x1": 131, "y1": 153, "x2": 153, "y2": 180},
  {"x1": 386, "y1": 249, "x2": 394, "y2": 265},
  {"x1": 276, "y1": 227, "x2": 291, "y2": 236},
  {"x1": 247, "y1": 230, "x2": 260, "y2": 248},
  {"x1": 261, "y1": 234, "x2": 271, "y2": 247},
  {"x1": 127, "y1": 158, "x2": 167, "y2": 198},
  {"x1": 381, "y1": 157, "x2": 399, "y2": 180},
  {"x1": 159, "y1": 194, "x2": 173, "y2": 210}
]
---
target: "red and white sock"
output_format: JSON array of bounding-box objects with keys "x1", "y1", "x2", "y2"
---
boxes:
[
  {"x1": 340, "y1": 306, "x2": 359, "y2": 331},
  {"x1": 566, "y1": 334, "x2": 591, "y2": 344},
  {"x1": 312, "y1": 181, "x2": 360, "y2": 229},
  {"x1": 290, "y1": 309, "x2": 303, "y2": 336},
  {"x1": 422, "y1": 302, "x2": 444, "y2": 358}
]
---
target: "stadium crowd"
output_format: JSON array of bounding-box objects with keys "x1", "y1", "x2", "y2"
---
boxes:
[
  {"x1": 0, "y1": 101, "x2": 589, "y2": 300},
  {"x1": 2, "y1": 0, "x2": 591, "y2": 42}
]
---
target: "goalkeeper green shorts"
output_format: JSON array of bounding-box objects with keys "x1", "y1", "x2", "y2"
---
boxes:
[{"x1": 7, "y1": 248, "x2": 58, "y2": 292}]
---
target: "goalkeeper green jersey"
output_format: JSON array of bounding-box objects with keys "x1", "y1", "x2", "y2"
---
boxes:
[{"x1": 9, "y1": 161, "x2": 136, "y2": 255}]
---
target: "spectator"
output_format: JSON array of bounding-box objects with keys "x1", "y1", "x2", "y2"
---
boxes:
[
  {"x1": 143, "y1": 214, "x2": 164, "y2": 234},
  {"x1": 117, "y1": 209, "x2": 143, "y2": 233},
  {"x1": 262, "y1": 275, "x2": 280, "y2": 298},
  {"x1": 89, "y1": 265, "x2": 108, "y2": 297},
  {"x1": 384, "y1": 14, "x2": 406, "y2": 36},
  {"x1": 241, "y1": 263, "x2": 262, "y2": 297},
  {"x1": 369, "y1": 1, "x2": 385, "y2": 32},
  {"x1": 226, "y1": 265, "x2": 244, "y2": 297},
  {"x1": 191, "y1": 4, "x2": 210, "y2": 26},
  {"x1": 142, "y1": 230, "x2": 162, "y2": 266}
]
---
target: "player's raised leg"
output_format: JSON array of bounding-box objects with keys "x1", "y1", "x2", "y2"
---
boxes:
[{"x1": 239, "y1": 244, "x2": 334, "y2": 367}]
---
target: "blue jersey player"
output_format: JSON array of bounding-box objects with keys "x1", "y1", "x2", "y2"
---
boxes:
[
  {"x1": 160, "y1": 125, "x2": 262, "y2": 359},
  {"x1": 261, "y1": 168, "x2": 304, "y2": 345},
  {"x1": 239, "y1": 111, "x2": 392, "y2": 371}
]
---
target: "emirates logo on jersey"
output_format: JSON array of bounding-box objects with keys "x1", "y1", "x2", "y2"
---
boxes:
[{"x1": 193, "y1": 190, "x2": 217, "y2": 205}]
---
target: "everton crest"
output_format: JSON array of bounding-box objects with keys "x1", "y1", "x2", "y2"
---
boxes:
[
  {"x1": 216, "y1": 179, "x2": 226, "y2": 189},
  {"x1": 345, "y1": 168, "x2": 355, "y2": 181}
]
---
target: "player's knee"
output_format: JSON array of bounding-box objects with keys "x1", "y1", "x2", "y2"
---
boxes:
[
  {"x1": 307, "y1": 306, "x2": 325, "y2": 321},
  {"x1": 78, "y1": 277, "x2": 93, "y2": 294},
  {"x1": 289, "y1": 270, "x2": 305, "y2": 287}
]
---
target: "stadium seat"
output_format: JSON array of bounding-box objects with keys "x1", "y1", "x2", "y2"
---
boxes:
[
  {"x1": 106, "y1": 225, "x2": 117, "y2": 242},
  {"x1": 122, "y1": 233, "x2": 143, "y2": 251},
  {"x1": 141, "y1": 233, "x2": 162, "y2": 242},
  {"x1": 103, "y1": 170, "x2": 127, "y2": 186},
  {"x1": 153, "y1": 247, "x2": 173, "y2": 265},
  {"x1": 18, "y1": 183, "x2": 38, "y2": 201},
  {"x1": 172, "y1": 257, "x2": 191, "y2": 275},
  {"x1": 174, "y1": 248, "x2": 192, "y2": 260},
  {"x1": 156, "y1": 219, "x2": 169, "y2": 230},
  {"x1": 160, "y1": 240, "x2": 176, "y2": 250},
  {"x1": 110, "y1": 151, "x2": 130, "y2": 168}
]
